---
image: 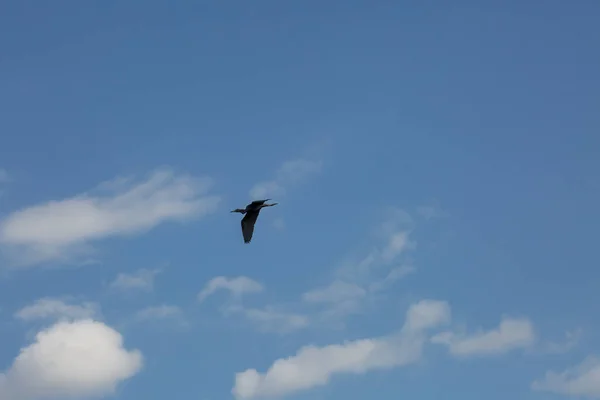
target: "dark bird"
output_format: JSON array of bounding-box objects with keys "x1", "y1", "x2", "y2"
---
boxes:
[{"x1": 231, "y1": 199, "x2": 278, "y2": 243}]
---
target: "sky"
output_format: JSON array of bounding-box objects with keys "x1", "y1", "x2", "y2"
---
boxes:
[{"x1": 0, "y1": 1, "x2": 599, "y2": 400}]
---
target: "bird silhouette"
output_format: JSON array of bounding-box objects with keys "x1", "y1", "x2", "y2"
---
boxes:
[{"x1": 231, "y1": 199, "x2": 278, "y2": 243}]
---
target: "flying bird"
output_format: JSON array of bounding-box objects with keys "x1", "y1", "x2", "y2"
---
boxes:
[{"x1": 231, "y1": 199, "x2": 278, "y2": 243}]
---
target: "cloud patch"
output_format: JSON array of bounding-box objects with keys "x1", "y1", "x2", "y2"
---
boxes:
[
  {"x1": 431, "y1": 316, "x2": 536, "y2": 356},
  {"x1": 0, "y1": 168, "x2": 220, "y2": 267},
  {"x1": 0, "y1": 319, "x2": 142, "y2": 400},
  {"x1": 532, "y1": 356, "x2": 600, "y2": 398},
  {"x1": 540, "y1": 329, "x2": 582, "y2": 355},
  {"x1": 227, "y1": 305, "x2": 309, "y2": 334},
  {"x1": 232, "y1": 299, "x2": 450, "y2": 399},
  {"x1": 198, "y1": 276, "x2": 264, "y2": 303},
  {"x1": 305, "y1": 210, "x2": 417, "y2": 322},
  {"x1": 15, "y1": 298, "x2": 100, "y2": 322},
  {"x1": 109, "y1": 268, "x2": 161, "y2": 292}
]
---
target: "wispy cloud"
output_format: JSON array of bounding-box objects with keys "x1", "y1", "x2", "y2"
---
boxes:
[
  {"x1": 199, "y1": 276, "x2": 307, "y2": 333},
  {"x1": 0, "y1": 168, "x2": 220, "y2": 267},
  {"x1": 302, "y1": 280, "x2": 367, "y2": 321},
  {"x1": 232, "y1": 299, "x2": 451, "y2": 399},
  {"x1": 109, "y1": 268, "x2": 161, "y2": 292},
  {"x1": 15, "y1": 298, "x2": 100, "y2": 322},
  {"x1": 134, "y1": 305, "x2": 187, "y2": 329},
  {"x1": 198, "y1": 276, "x2": 264, "y2": 303},
  {"x1": 249, "y1": 158, "x2": 322, "y2": 199},
  {"x1": 539, "y1": 329, "x2": 582, "y2": 355},
  {"x1": 431, "y1": 316, "x2": 536, "y2": 356},
  {"x1": 367, "y1": 265, "x2": 416, "y2": 292},
  {"x1": 226, "y1": 305, "x2": 309, "y2": 334},
  {"x1": 0, "y1": 319, "x2": 142, "y2": 400},
  {"x1": 302, "y1": 210, "x2": 416, "y2": 322},
  {"x1": 532, "y1": 356, "x2": 600, "y2": 398},
  {"x1": 336, "y1": 208, "x2": 415, "y2": 283},
  {"x1": 303, "y1": 280, "x2": 367, "y2": 304}
]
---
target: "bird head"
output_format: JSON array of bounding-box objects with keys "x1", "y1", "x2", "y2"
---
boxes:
[{"x1": 231, "y1": 208, "x2": 246, "y2": 214}]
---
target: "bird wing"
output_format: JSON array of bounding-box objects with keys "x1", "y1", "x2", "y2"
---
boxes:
[{"x1": 241, "y1": 210, "x2": 260, "y2": 243}]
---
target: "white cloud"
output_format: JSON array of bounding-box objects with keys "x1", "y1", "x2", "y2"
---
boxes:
[
  {"x1": 15, "y1": 298, "x2": 99, "y2": 322},
  {"x1": 0, "y1": 319, "x2": 142, "y2": 400},
  {"x1": 109, "y1": 268, "x2": 161, "y2": 292},
  {"x1": 403, "y1": 299, "x2": 452, "y2": 331},
  {"x1": 135, "y1": 305, "x2": 183, "y2": 321},
  {"x1": 431, "y1": 316, "x2": 535, "y2": 356},
  {"x1": 0, "y1": 168, "x2": 220, "y2": 267},
  {"x1": 198, "y1": 276, "x2": 264, "y2": 303},
  {"x1": 532, "y1": 356, "x2": 600, "y2": 398},
  {"x1": 232, "y1": 299, "x2": 450, "y2": 399},
  {"x1": 249, "y1": 158, "x2": 322, "y2": 199}
]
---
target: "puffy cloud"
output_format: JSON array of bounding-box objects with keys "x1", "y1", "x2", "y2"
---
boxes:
[
  {"x1": 431, "y1": 316, "x2": 535, "y2": 356},
  {"x1": 198, "y1": 276, "x2": 264, "y2": 303},
  {"x1": 249, "y1": 158, "x2": 322, "y2": 199},
  {"x1": 532, "y1": 356, "x2": 600, "y2": 398},
  {"x1": 109, "y1": 268, "x2": 161, "y2": 292},
  {"x1": 231, "y1": 299, "x2": 450, "y2": 399},
  {"x1": 0, "y1": 168, "x2": 220, "y2": 267},
  {"x1": 15, "y1": 298, "x2": 99, "y2": 322},
  {"x1": 0, "y1": 319, "x2": 142, "y2": 400}
]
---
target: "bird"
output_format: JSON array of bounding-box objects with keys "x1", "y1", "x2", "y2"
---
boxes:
[{"x1": 231, "y1": 199, "x2": 278, "y2": 243}]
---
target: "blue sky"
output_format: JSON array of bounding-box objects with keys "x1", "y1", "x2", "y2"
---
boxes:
[{"x1": 0, "y1": 1, "x2": 599, "y2": 399}]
